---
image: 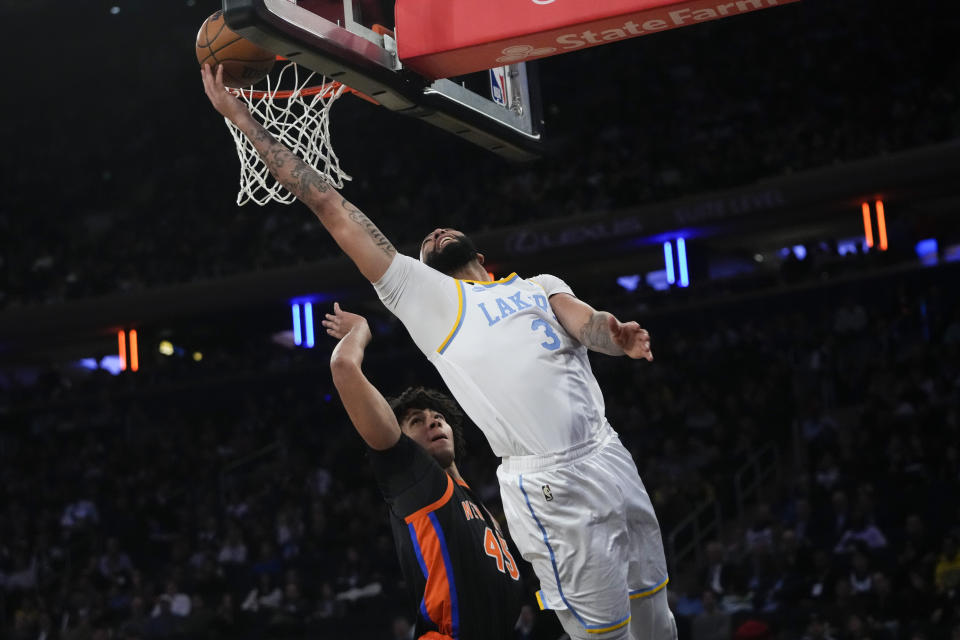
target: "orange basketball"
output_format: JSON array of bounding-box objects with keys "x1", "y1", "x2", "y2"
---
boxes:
[{"x1": 196, "y1": 11, "x2": 275, "y2": 88}]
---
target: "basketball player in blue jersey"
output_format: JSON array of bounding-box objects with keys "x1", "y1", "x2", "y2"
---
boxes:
[
  {"x1": 203, "y1": 63, "x2": 676, "y2": 640},
  {"x1": 324, "y1": 303, "x2": 523, "y2": 640}
]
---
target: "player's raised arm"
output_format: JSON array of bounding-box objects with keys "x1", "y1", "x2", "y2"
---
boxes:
[
  {"x1": 201, "y1": 63, "x2": 394, "y2": 283},
  {"x1": 549, "y1": 293, "x2": 654, "y2": 361},
  {"x1": 324, "y1": 303, "x2": 402, "y2": 450}
]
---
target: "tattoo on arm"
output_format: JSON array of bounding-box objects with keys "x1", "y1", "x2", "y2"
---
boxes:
[
  {"x1": 246, "y1": 121, "x2": 395, "y2": 262},
  {"x1": 579, "y1": 312, "x2": 622, "y2": 355},
  {"x1": 250, "y1": 124, "x2": 331, "y2": 200},
  {"x1": 342, "y1": 199, "x2": 396, "y2": 258}
]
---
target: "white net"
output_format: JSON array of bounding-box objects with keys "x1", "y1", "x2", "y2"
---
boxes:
[{"x1": 225, "y1": 61, "x2": 351, "y2": 206}]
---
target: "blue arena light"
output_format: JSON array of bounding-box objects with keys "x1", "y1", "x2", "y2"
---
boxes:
[
  {"x1": 99, "y1": 356, "x2": 124, "y2": 376},
  {"x1": 616, "y1": 275, "x2": 641, "y2": 292},
  {"x1": 915, "y1": 238, "x2": 938, "y2": 266},
  {"x1": 646, "y1": 270, "x2": 670, "y2": 292},
  {"x1": 304, "y1": 302, "x2": 315, "y2": 348},
  {"x1": 663, "y1": 241, "x2": 676, "y2": 285},
  {"x1": 837, "y1": 237, "x2": 861, "y2": 256},
  {"x1": 677, "y1": 238, "x2": 689, "y2": 288},
  {"x1": 292, "y1": 303, "x2": 302, "y2": 346}
]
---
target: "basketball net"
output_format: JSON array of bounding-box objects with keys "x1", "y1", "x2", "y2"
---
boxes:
[{"x1": 224, "y1": 61, "x2": 357, "y2": 206}]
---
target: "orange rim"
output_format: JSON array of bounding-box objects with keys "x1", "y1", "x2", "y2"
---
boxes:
[
  {"x1": 234, "y1": 82, "x2": 377, "y2": 104},
  {"x1": 233, "y1": 57, "x2": 379, "y2": 105}
]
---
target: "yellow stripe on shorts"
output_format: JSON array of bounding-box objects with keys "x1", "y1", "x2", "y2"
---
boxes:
[
  {"x1": 629, "y1": 577, "x2": 669, "y2": 600},
  {"x1": 586, "y1": 616, "x2": 631, "y2": 634}
]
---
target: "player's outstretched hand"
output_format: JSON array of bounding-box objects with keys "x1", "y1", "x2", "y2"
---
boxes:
[
  {"x1": 608, "y1": 316, "x2": 653, "y2": 361},
  {"x1": 323, "y1": 302, "x2": 372, "y2": 344},
  {"x1": 201, "y1": 63, "x2": 250, "y2": 124}
]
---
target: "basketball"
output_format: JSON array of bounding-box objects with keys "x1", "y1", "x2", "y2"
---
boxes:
[{"x1": 196, "y1": 11, "x2": 275, "y2": 88}]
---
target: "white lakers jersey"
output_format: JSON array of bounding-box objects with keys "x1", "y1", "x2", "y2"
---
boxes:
[{"x1": 374, "y1": 254, "x2": 607, "y2": 457}]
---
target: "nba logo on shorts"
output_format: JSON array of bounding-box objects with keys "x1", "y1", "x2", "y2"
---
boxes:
[{"x1": 542, "y1": 485, "x2": 554, "y2": 501}]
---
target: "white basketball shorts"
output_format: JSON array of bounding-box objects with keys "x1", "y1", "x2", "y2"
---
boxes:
[{"x1": 497, "y1": 422, "x2": 669, "y2": 636}]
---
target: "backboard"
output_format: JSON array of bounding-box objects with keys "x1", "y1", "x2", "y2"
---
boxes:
[{"x1": 222, "y1": 0, "x2": 543, "y2": 161}]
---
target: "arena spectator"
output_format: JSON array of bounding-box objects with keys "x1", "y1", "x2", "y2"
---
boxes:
[
  {"x1": 691, "y1": 591, "x2": 731, "y2": 640},
  {"x1": 701, "y1": 541, "x2": 743, "y2": 599},
  {"x1": 833, "y1": 514, "x2": 889, "y2": 555},
  {"x1": 934, "y1": 535, "x2": 960, "y2": 593},
  {"x1": 151, "y1": 581, "x2": 190, "y2": 618}
]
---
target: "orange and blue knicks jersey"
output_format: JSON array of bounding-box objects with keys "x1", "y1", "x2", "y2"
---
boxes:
[{"x1": 368, "y1": 435, "x2": 523, "y2": 640}]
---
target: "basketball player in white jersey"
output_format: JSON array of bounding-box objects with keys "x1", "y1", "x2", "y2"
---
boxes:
[{"x1": 203, "y1": 63, "x2": 676, "y2": 640}]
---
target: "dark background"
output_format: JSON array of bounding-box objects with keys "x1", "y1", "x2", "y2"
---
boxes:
[{"x1": 1, "y1": 1, "x2": 960, "y2": 639}]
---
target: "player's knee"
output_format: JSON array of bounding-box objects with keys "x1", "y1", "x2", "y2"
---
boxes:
[
  {"x1": 628, "y1": 589, "x2": 677, "y2": 640},
  {"x1": 645, "y1": 609, "x2": 677, "y2": 640}
]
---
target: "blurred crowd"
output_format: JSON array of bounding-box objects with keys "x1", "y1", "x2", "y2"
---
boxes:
[
  {"x1": 656, "y1": 272, "x2": 960, "y2": 640},
  {"x1": 1, "y1": 0, "x2": 958, "y2": 308},
  {"x1": 2, "y1": 2, "x2": 960, "y2": 637},
  {"x1": 2, "y1": 253, "x2": 958, "y2": 639}
]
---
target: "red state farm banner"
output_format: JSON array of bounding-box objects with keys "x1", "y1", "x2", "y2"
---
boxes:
[{"x1": 395, "y1": 0, "x2": 800, "y2": 79}]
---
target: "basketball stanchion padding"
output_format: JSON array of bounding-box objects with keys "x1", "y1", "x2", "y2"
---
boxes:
[{"x1": 220, "y1": 61, "x2": 377, "y2": 206}]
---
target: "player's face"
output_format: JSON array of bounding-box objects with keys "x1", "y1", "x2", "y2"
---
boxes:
[
  {"x1": 400, "y1": 407, "x2": 456, "y2": 468},
  {"x1": 419, "y1": 228, "x2": 478, "y2": 274},
  {"x1": 420, "y1": 228, "x2": 460, "y2": 260}
]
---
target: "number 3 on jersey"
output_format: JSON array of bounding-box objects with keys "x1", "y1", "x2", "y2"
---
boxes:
[
  {"x1": 484, "y1": 528, "x2": 520, "y2": 580},
  {"x1": 531, "y1": 319, "x2": 561, "y2": 351}
]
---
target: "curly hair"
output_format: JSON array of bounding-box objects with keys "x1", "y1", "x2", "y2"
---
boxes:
[{"x1": 388, "y1": 386, "x2": 467, "y2": 461}]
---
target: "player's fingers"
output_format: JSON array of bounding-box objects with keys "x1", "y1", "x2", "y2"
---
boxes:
[
  {"x1": 204, "y1": 65, "x2": 222, "y2": 99},
  {"x1": 211, "y1": 64, "x2": 226, "y2": 94},
  {"x1": 621, "y1": 322, "x2": 644, "y2": 346},
  {"x1": 201, "y1": 64, "x2": 214, "y2": 94},
  {"x1": 333, "y1": 302, "x2": 342, "y2": 314}
]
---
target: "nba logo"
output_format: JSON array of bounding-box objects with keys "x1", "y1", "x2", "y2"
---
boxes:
[
  {"x1": 490, "y1": 67, "x2": 508, "y2": 107},
  {"x1": 542, "y1": 485, "x2": 554, "y2": 501}
]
